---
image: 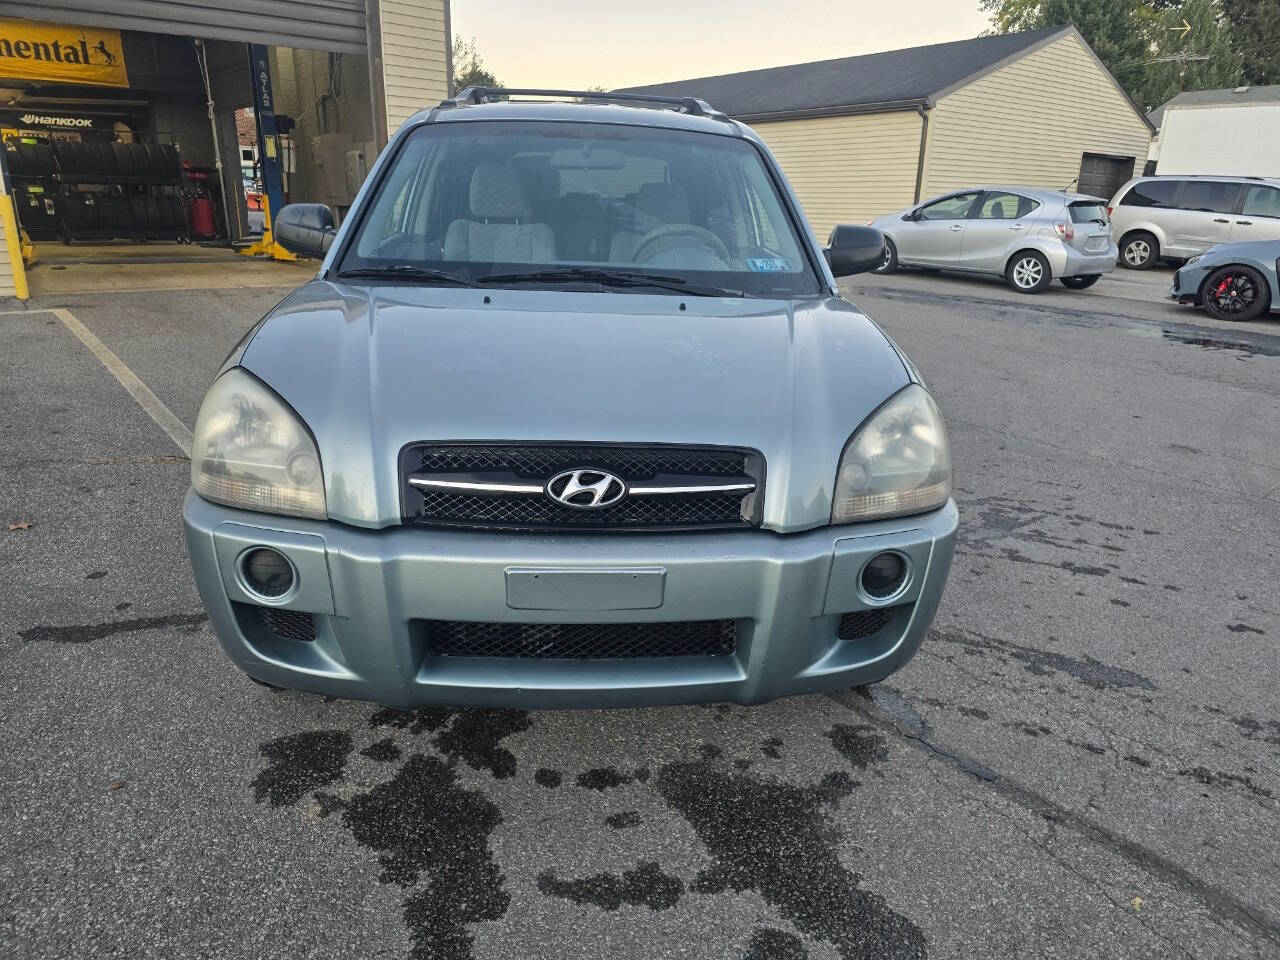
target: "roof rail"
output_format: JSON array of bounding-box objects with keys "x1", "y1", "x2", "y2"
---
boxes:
[{"x1": 439, "y1": 86, "x2": 729, "y2": 120}]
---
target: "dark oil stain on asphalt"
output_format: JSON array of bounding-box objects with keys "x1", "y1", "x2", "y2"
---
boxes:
[
  {"x1": 537, "y1": 861, "x2": 683, "y2": 911},
  {"x1": 369, "y1": 706, "x2": 459, "y2": 734},
  {"x1": 932, "y1": 627, "x2": 1156, "y2": 692},
  {"x1": 1162, "y1": 328, "x2": 1280, "y2": 358},
  {"x1": 827, "y1": 725, "x2": 890, "y2": 772},
  {"x1": 435, "y1": 709, "x2": 531, "y2": 780},
  {"x1": 535, "y1": 767, "x2": 563, "y2": 788},
  {"x1": 743, "y1": 928, "x2": 809, "y2": 959},
  {"x1": 1227, "y1": 623, "x2": 1266, "y2": 636},
  {"x1": 85, "y1": 570, "x2": 107, "y2": 580},
  {"x1": 1229, "y1": 715, "x2": 1280, "y2": 747},
  {"x1": 605, "y1": 810, "x2": 642, "y2": 829},
  {"x1": 577, "y1": 766, "x2": 639, "y2": 790},
  {"x1": 361, "y1": 738, "x2": 402, "y2": 763},
  {"x1": 19, "y1": 612, "x2": 207, "y2": 643},
  {"x1": 761, "y1": 737, "x2": 783, "y2": 758},
  {"x1": 251, "y1": 731, "x2": 353, "y2": 807},
  {"x1": 344, "y1": 754, "x2": 509, "y2": 960},
  {"x1": 1178, "y1": 766, "x2": 1274, "y2": 801},
  {"x1": 657, "y1": 749, "x2": 927, "y2": 959},
  {"x1": 370, "y1": 707, "x2": 531, "y2": 780}
]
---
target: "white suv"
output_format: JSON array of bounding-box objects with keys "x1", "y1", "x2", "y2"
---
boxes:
[{"x1": 1109, "y1": 175, "x2": 1280, "y2": 269}]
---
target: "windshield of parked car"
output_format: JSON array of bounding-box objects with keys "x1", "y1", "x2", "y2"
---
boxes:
[{"x1": 338, "y1": 119, "x2": 821, "y2": 297}]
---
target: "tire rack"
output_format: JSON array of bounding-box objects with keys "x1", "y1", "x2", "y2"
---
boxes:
[{"x1": 3, "y1": 138, "x2": 191, "y2": 244}]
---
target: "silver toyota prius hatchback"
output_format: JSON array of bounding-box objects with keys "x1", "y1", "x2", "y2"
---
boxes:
[{"x1": 183, "y1": 88, "x2": 958, "y2": 709}]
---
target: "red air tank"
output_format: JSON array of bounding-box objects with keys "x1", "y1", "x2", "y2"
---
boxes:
[{"x1": 187, "y1": 197, "x2": 216, "y2": 239}]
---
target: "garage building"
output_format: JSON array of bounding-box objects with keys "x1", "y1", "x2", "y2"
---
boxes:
[
  {"x1": 0, "y1": 1, "x2": 451, "y2": 298},
  {"x1": 620, "y1": 26, "x2": 1153, "y2": 239}
]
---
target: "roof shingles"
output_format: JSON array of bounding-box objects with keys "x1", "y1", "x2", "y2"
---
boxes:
[{"x1": 616, "y1": 26, "x2": 1068, "y2": 120}]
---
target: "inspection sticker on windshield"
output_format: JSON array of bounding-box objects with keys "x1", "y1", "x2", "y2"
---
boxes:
[{"x1": 747, "y1": 257, "x2": 793, "y2": 272}]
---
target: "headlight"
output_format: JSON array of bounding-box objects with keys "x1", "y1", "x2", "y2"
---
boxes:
[
  {"x1": 190, "y1": 368, "x2": 326, "y2": 519},
  {"x1": 832, "y1": 384, "x2": 951, "y2": 524},
  {"x1": 1184, "y1": 255, "x2": 1201, "y2": 267}
]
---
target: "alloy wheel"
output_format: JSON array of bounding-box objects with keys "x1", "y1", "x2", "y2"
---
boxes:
[
  {"x1": 1124, "y1": 239, "x2": 1150, "y2": 267},
  {"x1": 1012, "y1": 257, "x2": 1044, "y2": 289},
  {"x1": 1209, "y1": 272, "x2": 1259, "y2": 316}
]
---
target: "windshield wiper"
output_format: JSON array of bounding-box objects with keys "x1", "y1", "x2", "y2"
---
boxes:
[
  {"x1": 476, "y1": 267, "x2": 746, "y2": 298},
  {"x1": 337, "y1": 265, "x2": 479, "y2": 287}
]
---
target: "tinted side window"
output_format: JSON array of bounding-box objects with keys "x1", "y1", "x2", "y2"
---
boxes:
[
  {"x1": 977, "y1": 192, "x2": 1039, "y2": 219},
  {"x1": 1178, "y1": 180, "x2": 1240, "y2": 214},
  {"x1": 1120, "y1": 180, "x2": 1177, "y2": 208},
  {"x1": 1241, "y1": 185, "x2": 1280, "y2": 219},
  {"x1": 918, "y1": 192, "x2": 980, "y2": 220}
]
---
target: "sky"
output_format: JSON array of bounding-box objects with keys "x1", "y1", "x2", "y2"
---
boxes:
[{"x1": 450, "y1": 0, "x2": 993, "y2": 90}]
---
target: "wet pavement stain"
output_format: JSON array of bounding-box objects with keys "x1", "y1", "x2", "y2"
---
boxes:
[
  {"x1": 1178, "y1": 766, "x2": 1275, "y2": 801},
  {"x1": 537, "y1": 861, "x2": 683, "y2": 911},
  {"x1": 369, "y1": 706, "x2": 459, "y2": 734},
  {"x1": 605, "y1": 810, "x2": 642, "y2": 829},
  {"x1": 434, "y1": 710, "x2": 531, "y2": 780},
  {"x1": 761, "y1": 737, "x2": 784, "y2": 759},
  {"x1": 361, "y1": 738, "x2": 402, "y2": 763},
  {"x1": 1227, "y1": 623, "x2": 1266, "y2": 636},
  {"x1": 932, "y1": 627, "x2": 1156, "y2": 692},
  {"x1": 344, "y1": 754, "x2": 509, "y2": 960},
  {"x1": 657, "y1": 758, "x2": 928, "y2": 959},
  {"x1": 19, "y1": 612, "x2": 207, "y2": 643},
  {"x1": 742, "y1": 928, "x2": 809, "y2": 959},
  {"x1": 535, "y1": 768, "x2": 563, "y2": 788},
  {"x1": 576, "y1": 766, "x2": 638, "y2": 790},
  {"x1": 1229, "y1": 716, "x2": 1280, "y2": 747},
  {"x1": 1162, "y1": 328, "x2": 1280, "y2": 357},
  {"x1": 251, "y1": 731, "x2": 353, "y2": 807},
  {"x1": 827, "y1": 725, "x2": 890, "y2": 772}
]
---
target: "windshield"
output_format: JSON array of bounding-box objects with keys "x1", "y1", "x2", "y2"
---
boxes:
[{"x1": 337, "y1": 120, "x2": 821, "y2": 297}]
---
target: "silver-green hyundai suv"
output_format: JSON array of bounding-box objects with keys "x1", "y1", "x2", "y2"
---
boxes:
[{"x1": 182, "y1": 88, "x2": 957, "y2": 708}]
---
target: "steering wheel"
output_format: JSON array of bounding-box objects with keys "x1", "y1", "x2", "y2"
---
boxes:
[{"x1": 631, "y1": 224, "x2": 732, "y2": 265}]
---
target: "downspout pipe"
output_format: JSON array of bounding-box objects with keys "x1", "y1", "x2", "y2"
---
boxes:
[{"x1": 913, "y1": 103, "x2": 930, "y2": 204}]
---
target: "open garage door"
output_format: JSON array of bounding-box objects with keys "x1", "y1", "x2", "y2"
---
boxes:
[{"x1": 5, "y1": 0, "x2": 367, "y2": 56}]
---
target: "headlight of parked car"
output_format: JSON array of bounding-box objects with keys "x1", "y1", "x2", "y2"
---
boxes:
[
  {"x1": 832, "y1": 384, "x2": 951, "y2": 524},
  {"x1": 190, "y1": 367, "x2": 326, "y2": 519},
  {"x1": 1183, "y1": 255, "x2": 1201, "y2": 267}
]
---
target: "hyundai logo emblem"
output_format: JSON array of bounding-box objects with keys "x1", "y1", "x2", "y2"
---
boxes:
[{"x1": 546, "y1": 469, "x2": 627, "y2": 509}]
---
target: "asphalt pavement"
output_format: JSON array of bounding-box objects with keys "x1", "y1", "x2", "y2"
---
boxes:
[{"x1": 1, "y1": 264, "x2": 1277, "y2": 960}]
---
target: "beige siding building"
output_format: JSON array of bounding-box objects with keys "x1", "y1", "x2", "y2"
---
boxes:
[{"x1": 622, "y1": 27, "x2": 1153, "y2": 240}]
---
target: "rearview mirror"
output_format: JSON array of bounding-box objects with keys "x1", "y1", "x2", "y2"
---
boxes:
[
  {"x1": 824, "y1": 225, "x2": 887, "y2": 278},
  {"x1": 275, "y1": 203, "x2": 337, "y2": 259}
]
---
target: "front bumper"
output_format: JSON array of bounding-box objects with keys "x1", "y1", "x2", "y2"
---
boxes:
[
  {"x1": 183, "y1": 491, "x2": 958, "y2": 708},
  {"x1": 1170, "y1": 262, "x2": 1208, "y2": 304}
]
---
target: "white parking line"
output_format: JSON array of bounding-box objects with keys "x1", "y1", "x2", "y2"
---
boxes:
[{"x1": 1, "y1": 306, "x2": 192, "y2": 458}]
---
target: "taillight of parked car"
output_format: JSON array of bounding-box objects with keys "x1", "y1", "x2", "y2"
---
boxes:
[
  {"x1": 1054, "y1": 220, "x2": 1075, "y2": 242},
  {"x1": 1106, "y1": 206, "x2": 1113, "y2": 217}
]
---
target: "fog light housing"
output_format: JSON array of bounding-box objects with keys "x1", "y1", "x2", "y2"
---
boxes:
[
  {"x1": 240, "y1": 548, "x2": 295, "y2": 599},
  {"x1": 861, "y1": 551, "x2": 907, "y2": 600}
]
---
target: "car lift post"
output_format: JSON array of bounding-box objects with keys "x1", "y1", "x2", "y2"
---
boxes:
[{"x1": 240, "y1": 44, "x2": 296, "y2": 261}]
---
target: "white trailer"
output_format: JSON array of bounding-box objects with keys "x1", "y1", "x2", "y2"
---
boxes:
[{"x1": 1155, "y1": 103, "x2": 1280, "y2": 177}]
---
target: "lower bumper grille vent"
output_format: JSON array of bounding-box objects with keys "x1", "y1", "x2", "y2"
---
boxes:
[
  {"x1": 423, "y1": 618, "x2": 737, "y2": 659},
  {"x1": 838, "y1": 606, "x2": 899, "y2": 640},
  {"x1": 258, "y1": 607, "x2": 317, "y2": 643}
]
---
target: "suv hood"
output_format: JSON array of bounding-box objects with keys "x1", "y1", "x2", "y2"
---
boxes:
[{"x1": 240, "y1": 282, "x2": 910, "y2": 531}]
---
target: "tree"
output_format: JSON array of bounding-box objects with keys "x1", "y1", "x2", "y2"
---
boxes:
[
  {"x1": 980, "y1": 0, "x2": 1244, "y2": 112},
  {"x1": 451, "y1": 36, "x2": 501, "y2": 93},
  {"x1": 1219, "y1": 0, "x2": 1280, "y2": 84}
]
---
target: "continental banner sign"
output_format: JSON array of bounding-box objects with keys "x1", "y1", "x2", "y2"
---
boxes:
[{"x1": 0, "y1": 19, "x2": 128, "y2": 88}]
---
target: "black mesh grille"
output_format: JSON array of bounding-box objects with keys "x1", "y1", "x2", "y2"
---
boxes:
[
  {"x1": 838, "y1": 606, "x2": 898, "y2": 640},
  {"x1": 423, "y1": 619, "x2": 738, "y2": 659},
  {"x1": 402, "y1": 443, "x2": 763, "y2": 532},
  {"x1": 258, "y1": 607, "x2": 317, "y2": 642}
]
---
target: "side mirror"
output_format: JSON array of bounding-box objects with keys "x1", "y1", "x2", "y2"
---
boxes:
[
  {"x1": 275, "y1": 203, "x2": 337, "y2": 259},
  {"x1": 902, "y1": 210, "x2": 918, "y2": 222},
  {"x1": 824, "y1": 225, "x2": 887, "y2": 278}
]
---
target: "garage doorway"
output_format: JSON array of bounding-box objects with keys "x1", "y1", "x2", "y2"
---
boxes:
[{"x1": 1077, "y1": 153, "x2": 1135, "y2": 201}]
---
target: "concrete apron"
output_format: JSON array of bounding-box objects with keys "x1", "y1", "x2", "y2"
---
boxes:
[{"x1": 25, "y1": 242, "x2": 315, "y2": 295}]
